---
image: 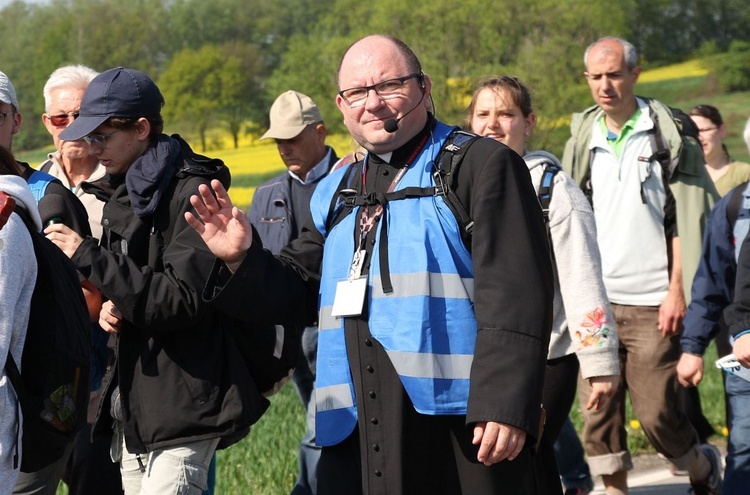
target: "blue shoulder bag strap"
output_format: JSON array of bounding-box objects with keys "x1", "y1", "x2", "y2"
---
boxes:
[{"x1": 27, "y1": 170, "x2": 57, "y2": 204}]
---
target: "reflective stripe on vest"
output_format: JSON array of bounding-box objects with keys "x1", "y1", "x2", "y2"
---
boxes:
[{"x1": 311, "y1": 122, "x2": 477, "y2": 446}]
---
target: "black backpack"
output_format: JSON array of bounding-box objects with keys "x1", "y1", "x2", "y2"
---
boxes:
[
  {"x1": 326, "y1": 129, "x2": 481, "y2": 250},
  {"x1": 5, "y1": 207, "x2": 91, "y2": 472},
  {"x1": 325, "y1": 129, "x2": 559, "y2": 246}
]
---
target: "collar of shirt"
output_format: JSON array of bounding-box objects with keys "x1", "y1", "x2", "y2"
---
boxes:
[
  {"x1": 368, "y1": 113, "x2": 436, "y2": 167},
  {"x1": 595, "y1": 100, "x2": 651, "y2": 158},
  {"x1": 287, "y1": 147, "x2": 333, "y2": 185},
  {"x1": 598, "y1": 106, "x2": 642, "y2": 157}
]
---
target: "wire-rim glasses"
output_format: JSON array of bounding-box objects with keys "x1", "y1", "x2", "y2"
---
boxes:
[
  {"x1": 339, "y1": 73, "x2": 423, "y2": 108},
  {"x1": 83, "y1": 129, "x2": 121, "y2": 148}
]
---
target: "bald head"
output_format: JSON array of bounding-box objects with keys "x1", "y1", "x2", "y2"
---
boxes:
[
  {"x1": 335, "y1": 35, "x2": 431, "y2": 154},
  {"x1": 337, "y1": 35, "x2": 422, "y2": 86},
  {"x1": 584, "y1": 37, "x2": 638, "y2": 71}
]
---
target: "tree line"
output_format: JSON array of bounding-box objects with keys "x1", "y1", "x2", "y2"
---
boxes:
[{"x1": 1, "y1": 0, "x2": 748, "y2": 154}]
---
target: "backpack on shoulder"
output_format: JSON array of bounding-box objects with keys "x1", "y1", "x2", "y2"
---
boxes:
[
  {"x1": 5, "y1": 206, "x2": 91, "y2": 472},
  {"x1": 325, "y1": 129, "x2": 558, "y2": 247},
  {"x1": 326, "y1": 129, "x2": 482, "y2": 249}
]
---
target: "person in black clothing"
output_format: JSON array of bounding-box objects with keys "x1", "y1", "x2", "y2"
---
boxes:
[
  {"x1": 188, "y1": 35, "x2": 555, "y2": 495},
  {"x1": 45, "y1": 67, "x2": 266, "y2": 495}
]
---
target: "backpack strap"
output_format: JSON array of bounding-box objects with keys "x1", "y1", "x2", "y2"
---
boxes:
[
  {"x1": 646, "y1": 111, "x2": 673, "y2": 176},
  {"x1": 321, "y1": 130, "x2": 480, "y2": 293},
  {"x1": 538, "y1": 163, "x2": 561, "y2": 223},
  {"x1": 4, "y1": 349, "x2": 22, "y2": 469},
  {"x1": 325, "y1": 163, "x2": 362, "y2": 234},
  {"x1": 432, "y1": 130, "x2": 480, "y2": 249},
  {"x1": 6, "y1": 205, "x2": 34, "y2": 470},
  {"x1": 325, "y1": 130, "x2": 480, "y2": 249},
  {"x1": 27, "y1": 170, "x2": 57, "y2": 204}
]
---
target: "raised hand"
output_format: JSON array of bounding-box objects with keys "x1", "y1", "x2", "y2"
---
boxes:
[{"x1": 185, "y1": 179, "x2": 252, "y2": 270}]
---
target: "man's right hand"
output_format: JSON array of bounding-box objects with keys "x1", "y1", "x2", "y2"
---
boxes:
[
  {"x1": 677, "y1": 352, "x2": 704, "y2": 387},
  {"x1": 186, "y1": 179, "x2": 252, "y2": 271}
]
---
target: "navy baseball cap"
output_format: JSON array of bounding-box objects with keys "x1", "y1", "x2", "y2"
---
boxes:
[{"x1": 60, "y1": 67, "x2": 164, "y2": 141}]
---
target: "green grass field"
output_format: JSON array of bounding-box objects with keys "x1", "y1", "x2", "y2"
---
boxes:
[{"x1": 47, "y1": 61, "x2": 748, "y2": 493}]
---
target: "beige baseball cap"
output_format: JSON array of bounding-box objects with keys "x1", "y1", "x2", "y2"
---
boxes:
[{"x1": 261, "y1": 90, "x2": 323, "y2": 140}]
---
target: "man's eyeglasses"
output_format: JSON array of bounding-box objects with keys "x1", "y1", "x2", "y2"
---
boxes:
[
  {"x1": 83, "y1": 129, "x2": 121, "y2": 148},
  {"x1": 0, "y1": 111, "x2": 15, "y2": 127},
  {"x1": 339, "y1": 73, "x2": 423, "y2": 108},
  {"x1": 47, "y1": 111, "x2": 80, "y2": 128}
]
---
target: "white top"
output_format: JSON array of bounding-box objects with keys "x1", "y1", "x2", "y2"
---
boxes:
[
  {"x1": 589, "y1": 99, "x2": 669, "y2": 305},
  {"x1": 0, "y1": 175, "x2": 39, "y2": 491},
  {"x1": 525, "y1": 151, "x2": 619, "y2": 379}
]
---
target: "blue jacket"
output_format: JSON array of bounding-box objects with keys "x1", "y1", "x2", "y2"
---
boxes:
[
  {"x1": 248, "y1": 148, "x2": 337, "y2": 255},
  {"x1": 682, "y1": 181, "x2": 750, "y2": 355}
]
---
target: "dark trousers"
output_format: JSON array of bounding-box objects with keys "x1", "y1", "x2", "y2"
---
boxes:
[
  {"x1": 538, "y1": 353, "x2": 580, "y2": 495},
  {"x1": 62, "y1": 423, "x2": 122, "y2": 495},
  {"x1": 317, "y1": 421, "x2": 543, "y2": 495}
]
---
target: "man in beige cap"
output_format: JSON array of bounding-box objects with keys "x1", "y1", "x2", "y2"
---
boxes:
[{"x1": 249, "y1": 90, "x2": 338, "y2": 495}]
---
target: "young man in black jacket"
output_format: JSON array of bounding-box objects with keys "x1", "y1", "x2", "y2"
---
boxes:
[{"x1": 46, "y1": 67, "x2": 267, "y2": 495}]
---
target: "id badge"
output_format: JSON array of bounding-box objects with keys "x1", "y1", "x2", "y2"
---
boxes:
[{"x1": 331, "y1": 277, "x2": 368, "y2": 317}]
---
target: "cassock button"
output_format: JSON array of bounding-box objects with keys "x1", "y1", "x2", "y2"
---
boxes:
[
  {"x1": 364, "y1": 338, "x2": 373, "y2": 346},
  {"x1": 371, "y1": 417, "x2": 379, "y2": 425},
  {"x1": 103, "y1": 218, "x2": 110, "y2": 226},
  {"x1": 368, "y1": 390, "x2": 376, "y2": 398},
  {"x1": 375, "y1": 470, "x2": 382, "y2": 477},
  {"x1": 366, "y1": 365, "x2": 374, "y2": 373},
  {"x1": 372, "y1": 444, "x2": 380, "y2": 452}
]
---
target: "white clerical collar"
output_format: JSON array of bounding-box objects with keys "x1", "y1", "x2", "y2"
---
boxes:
[{"x1": 375, "y1": 152, "x2": 393, "y2": 163}]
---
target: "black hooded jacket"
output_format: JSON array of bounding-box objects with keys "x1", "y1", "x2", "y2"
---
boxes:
[{"x1": 74, "y1": 134, "x2": 268, "y2": 453}]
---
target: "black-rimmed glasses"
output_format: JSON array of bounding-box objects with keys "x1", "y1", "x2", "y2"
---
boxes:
[
  {"x1": 0, "y1": 111, "x2": 15, "y2": 127},
  {"x1": 339, "y1": 73, "x2": 423, "y2": 108},
  {"x1": 83, "y1": 129, "x2": 121, "y2": 148},
  {"x1": 47, "y1": 112, "x2": 80, "y2": 128}
]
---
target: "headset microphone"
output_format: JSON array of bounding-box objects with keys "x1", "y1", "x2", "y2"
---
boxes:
[
  {"x1": 383, "y1": 81, "x2": 426, "y2": 134},
  {"x1": 384, "y1": 118, "x2": 399, "y2": 133}
]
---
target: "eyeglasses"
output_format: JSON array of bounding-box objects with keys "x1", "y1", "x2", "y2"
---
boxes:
[
  {"x1": 47, "y1": 111, "x2": 80, "y2": 128},
  {"x1": 0, "y1": 111, "x2": 15, "y2": 127},
  {"x1": 697, "y1": 127, "x2": 718, "y2": 134},
  {"x1": 83, "y1": 129, "x2": 121, "y2": 148},
  {"x1": 339, "y1": 73, "x2": 423, "y2": 108}
]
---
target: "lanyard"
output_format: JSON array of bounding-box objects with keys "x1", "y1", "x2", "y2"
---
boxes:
[
  {"x1": 349, "y1": 134, "x2": 428, "y2": 283},
  {"x1": 358, "y1": 134, "x2": 428, "y2": 239}
]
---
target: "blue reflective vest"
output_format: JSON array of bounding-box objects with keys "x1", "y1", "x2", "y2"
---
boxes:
[{"x1": 311, "y1": 122, "x2": 478, "y2": 446}]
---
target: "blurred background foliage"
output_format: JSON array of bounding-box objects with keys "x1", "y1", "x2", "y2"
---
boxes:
[{"x1": 1, "y1": 0, "x2": 749, "y2": 155}]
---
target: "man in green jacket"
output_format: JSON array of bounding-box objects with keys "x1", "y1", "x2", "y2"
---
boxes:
[{"x1": 562, "y1": 36, "x2": 721, "y2": 495}]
